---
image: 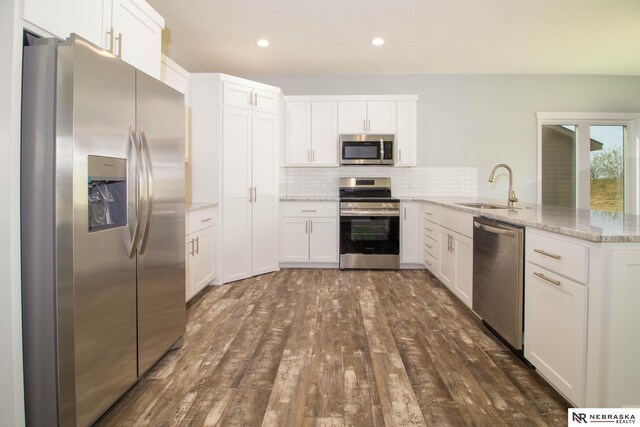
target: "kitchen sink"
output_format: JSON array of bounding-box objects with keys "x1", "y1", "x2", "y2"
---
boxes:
[{"x1": 456, "y1": 202, "x2": 512, "y2": 209}]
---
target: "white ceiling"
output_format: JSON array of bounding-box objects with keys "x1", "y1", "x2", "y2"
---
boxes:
[{"x1": 148, "y1": 0, "x2": 640, "y2": 76}]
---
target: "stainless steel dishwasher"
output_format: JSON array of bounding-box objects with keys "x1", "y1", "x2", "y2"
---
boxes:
[{"x1": 472, "y1": 217, "x2": 525, "y2": 352}]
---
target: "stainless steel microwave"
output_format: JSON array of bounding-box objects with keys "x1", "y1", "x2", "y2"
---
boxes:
[{"x1": 340, "y1": 134, "x2": 394, "y2": 166}]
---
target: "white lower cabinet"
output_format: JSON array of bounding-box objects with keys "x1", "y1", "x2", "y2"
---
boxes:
[
  {"x1": 424, "y1": 203, "x2": 474, "y2": 308},
  {"x1": 401, "y1": 202, "x2": 422, "y2": 264},
  {"x1": 437, "y1": 228, "x2": 473, "y2": 307},
  {"x1": 524, "y1": 264, "x2": 587, "y2": 406},
  {"x1": 280, "y1": 202, "x2": 338, "y2": 265},
  {"x1": 186, "y1": 208, "x2": 215, "y2": 301}
]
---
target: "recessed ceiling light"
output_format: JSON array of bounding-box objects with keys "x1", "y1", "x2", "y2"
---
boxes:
[
  {"x1": 257, "y1": 39, "x2": 270, "y2": 47},
  {"x1": 371, "y1": 37, "x2": 385, "y2": 46}
]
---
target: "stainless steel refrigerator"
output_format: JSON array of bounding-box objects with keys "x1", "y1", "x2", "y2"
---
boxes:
[{"x1": 21, "y1": 35, "x2": 186, "y2": 426}]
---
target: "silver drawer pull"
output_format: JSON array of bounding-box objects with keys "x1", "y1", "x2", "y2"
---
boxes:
[
  {"x1": 534, "y1": 249, "x2": 562, "y2": 260},
  {"x1": 533, "y1": 272, "x2": 561, "y2": 286},
  {"x1": 425, "y1": 260, "x2": 431, "y2": 266},
  {"x1": 201, "y1": 218, "x2": 213, "y2": 222},
  {"x1": 302, "y1": 209, "x2": 317, "y2": 212},
  {"x1": 425, "y1": 212, "x2": 433, "y2": 216},
  {"x1": 425, "y1": 227, "x2": 433, "y2": 232},
  {"x1": 426, "y1": 244, "x2": 432, "y2": 249}
]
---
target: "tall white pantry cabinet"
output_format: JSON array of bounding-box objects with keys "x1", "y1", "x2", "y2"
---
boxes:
[{"x1": 189, "y1": 74, "x2": 281, "y2": 284}]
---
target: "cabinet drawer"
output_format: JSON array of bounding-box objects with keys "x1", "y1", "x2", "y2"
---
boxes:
[
  {"x1": 187, "y1": 208, "x2": 215, "y2": 235},
  {"x1": 439, "y1": 209, "x2": 473, "y2": 238},
  {"x1": 424, "y1": 235, "x2": 438, "y2": 259},
  {"x1": 424, "y1": 219, "x2": 439, "y2": 242},
  {"x1": 281, "y1": 202, "x2": 338, "y2": 218},
  {"x1": 423, "y1": 203, "x2": 442, "y2": 224},
  {"x1": 424, "y1": 250, "x2": 438, "y2": 274},
  {"x1": 526, "y1": 230, "x2": 589, "y2": 283}
]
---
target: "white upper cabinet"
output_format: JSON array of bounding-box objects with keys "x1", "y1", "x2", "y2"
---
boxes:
[
  {"x1": 395, "y1": 100, "x2": 418, "y2": 166},
  {"x1": 284, "y1": 102, "x2": 312, "y2": 165},
  {"x1": 284, "y1": 95, "x2": 417, "y2": 167},
  {"x1": 284, "y1": 100, "x2": 338, "y2": 166},
  {"x1": 337, "y1": 101, "x2": 368, "y2": 133},
  {"x1": 22, "y1": 0, "x2": 106, "y2": 47},
  {"x1": 338, "y1": 100, "x2": 395, "y2": 134},
  {"x1": 23, "y1": 0, "x2": 164, "y2": 79},
  {"x1": 310, "y1": 102, "x2": 338, "y2": 165},
  {"x1": 224, "y1": 82, "x2": 279, "y2": 114},
  {"x1": 111, "y1": 0, "x2": 164, "y2": 79},
  {"x1": 366, "y1": 101, "x2": 396, "y2": 133}
]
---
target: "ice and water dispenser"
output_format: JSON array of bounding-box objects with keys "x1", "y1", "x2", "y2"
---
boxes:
[{"x1": 88, "y1": 155, "x2": 127, "y2": 232}]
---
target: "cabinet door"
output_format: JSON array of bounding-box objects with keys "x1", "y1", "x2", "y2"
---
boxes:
[
  {"x1": 452, "y1": 233, "x2": 473, "y2": 308},
  {"x1": 311, "y1": 102, "x2": 339, "y2": 166},
  {"x1": 252, "y1": 111, "x2": 279, "y2": 275},
  {"x1": 112, "y1": 0, "x2": 164, "y2": 79},
  {"x1": 400, "y1": 203, "x2": 422, "y2": 264},
  {"x1": 280, "y1": 218, "x2": 309, "y2": 262},
  {"x1": 23, "y1": 0, "x2": 106, "y2": 49},
  {"x1": 338, "y1": 101, "x2": 367, "y2": 133},
  {"x1": 395, "y1": 101, "x2": 417, "y2": 166},
  {"x1": 524, "y1": 265, "x2": 587, "y2": 406},
  {"x1": 254, "y1": 89, "x2": 279, "y2": 114},
  {"x1": 222, "y1": 106, "x2": 253, "y2": 283},
  {"x1": 284, "y1": 102, "x2": 311, "y2": 165},
  {"x1": 438, "y1": 230, "x2": 455, "y2": 289},
  {"x1": 367, "y1": 101, "x2": 396, "y2": 134},
  {"x1": 223, "y1": 81, "x2": 254, "y2": 110},
  {"x1": 191, "y1": 227, "x2": 215, "y2": 296},
  {"x1": 309, "y1": 218, "x2": 338, "y2": 263}
]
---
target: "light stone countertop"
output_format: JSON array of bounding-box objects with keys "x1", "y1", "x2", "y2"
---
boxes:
[
  {"x1": 186, "y1": 202, "x2": 218, "y2": 213},
  {"x1": 410, "y1": 197, "x2": 640, "y2": 243}
]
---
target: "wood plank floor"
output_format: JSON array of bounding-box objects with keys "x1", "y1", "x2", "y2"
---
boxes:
[{"x1": 96, "y1": 269, "x2": 568, "y2": 426}]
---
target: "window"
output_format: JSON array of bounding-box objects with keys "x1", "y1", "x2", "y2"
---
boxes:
[{"x1": 538, "y1": 113, "x2": 640, "y2": 215}]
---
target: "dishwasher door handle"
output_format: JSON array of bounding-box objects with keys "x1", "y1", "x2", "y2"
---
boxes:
[{"x1": 474, "y1": 220, "x2": 516, "y2": 236}]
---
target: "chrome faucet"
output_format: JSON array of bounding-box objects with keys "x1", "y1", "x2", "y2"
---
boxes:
[{"x1": 489, "y1": 164, "x2": 518, "y2": 208}]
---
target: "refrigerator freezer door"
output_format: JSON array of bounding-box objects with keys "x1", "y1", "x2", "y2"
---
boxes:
[
  {"x1": 67, "y1": 38, "x2": 139, "y2": 426},
  {"x1": 135, "y1": 71, "x2": 186, "y2": 375}
]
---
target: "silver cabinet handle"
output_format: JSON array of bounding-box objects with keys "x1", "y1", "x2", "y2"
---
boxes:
[
  {"x1": 138, "y1": 129, "x2": 154, "y2": 255},
  {"x1": 312, "y1": 149, "x2": 315, "y2": 162},
  {"x1": 107, "y1": 27, "x2": 115, "y2": 54},
  {"x1": 254, "y1": 186, "x2": 257, "y2": 203},
  {"x1": 201, "y1": 218, "x2": 213, "y2": 223},
  {"x1": 534, "y1": 272, "x2": 561, "y2": 286},
  {"x1": 114, "y1": 32, "x2": 122, "y2": 58},
  {"x1": 426, "y1": 227, "x2": 432, "y2": 232},
  {"x1": 248, "y1": 91, "x2": 253, "y2": 106},
  {"x1": 399, "y1": 148, "x2": 402, "y2": 162},
  {"x1": 425, "y1": 260, "x2": 432, "y2": 267},
  {"x1": 189, "y1": 238, "x2": 194, "y2": 256},
  {"x1": 310, "y1": 219, "x2": 313, "y2": 233},
  {"x1": 128, "y1": 126, "x2": 144, "y2": 258},
  {"x1": 305, "y1": 219, "x2": 308, "y2": 234},
  {"x1": 534, "y1": 249, "x2": 562, "y2": 260},
  {"x1": 367, "y1": 118, "x2": 371, "y2": 132},
  {"x1": 195, "y1": 236, "x2": 199, "y2": 254},
  {"x1": 426, "y1": 244, "x2": 432, "y2": 249},
  {"x1": 425, "y1": 211, "x2": 433, "y2": 216},
  {"x1": 308, "y1": 149, "x2": 311, "y2": 162},
  {"x1": 254, "y1": 91, "x2": 258, "y2": 107},
  {"x1": 301, "y1": 209, "x2": 317, "y2": 212},
  {"x1": 403, "y1": 206, "x2": 407, "y2": 220}
]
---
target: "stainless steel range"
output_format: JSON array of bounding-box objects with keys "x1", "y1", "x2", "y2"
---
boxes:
[{"x1": 339, "y1": 178, "x2": 400, "y2": 269}]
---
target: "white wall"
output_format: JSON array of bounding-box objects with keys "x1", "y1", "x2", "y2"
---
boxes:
[
  {"x1": 0, "y1": 0, "x2": 26, "y2": 425},
  {"x1": 243, "y1": 74, "x2": 640, "y2": 203}
]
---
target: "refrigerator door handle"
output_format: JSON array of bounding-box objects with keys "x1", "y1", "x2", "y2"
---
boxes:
[
  {"x1": 129, "y1": 126, "x2": 144, "y2": 258},
  {"x1": 138, "y1": 128, "x2": 155, "y2": 255}
]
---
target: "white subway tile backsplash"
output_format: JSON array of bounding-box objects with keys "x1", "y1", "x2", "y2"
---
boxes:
[{"x1": 280, "y1": 167, "x2": 477, "y2": 198}]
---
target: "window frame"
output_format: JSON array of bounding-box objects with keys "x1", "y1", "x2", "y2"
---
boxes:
[{"x1": 537, "y1": 112, "x2": 640, "y2": 215}]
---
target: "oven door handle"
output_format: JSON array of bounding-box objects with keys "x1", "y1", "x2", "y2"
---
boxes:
[{"x1": 340, "y1": 210, "x2": 400, "y2": 217}]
